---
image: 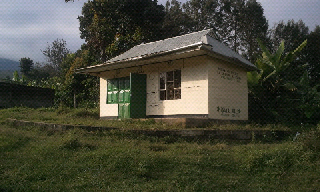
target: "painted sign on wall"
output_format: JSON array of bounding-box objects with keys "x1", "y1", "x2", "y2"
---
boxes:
[
  {"x1": 217, "y1": 106, "x2": 241, "y2": 118},
  {"x1": 217, "y1": 67, "x2": 241, "y2": 83}
]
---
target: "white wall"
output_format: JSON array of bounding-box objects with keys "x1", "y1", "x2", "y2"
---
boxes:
[
  {"x1": 208, "y1": 59, "x2": 248, "y2": 120},
  {"x1": 145, "y1": 56, "x2": 208, "y2": 116},
  {"x1": 100, "y1": 76, "x2": 118, "y2": 118}
]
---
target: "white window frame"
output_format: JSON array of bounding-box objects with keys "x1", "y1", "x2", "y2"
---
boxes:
[{"x1": 159, "y1": 70, "x2": 181, "y2": 100}]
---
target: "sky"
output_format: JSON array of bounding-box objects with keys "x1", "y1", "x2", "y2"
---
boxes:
[{"x1": 1, "y1": 0, "x2": 319, "y2": 64}]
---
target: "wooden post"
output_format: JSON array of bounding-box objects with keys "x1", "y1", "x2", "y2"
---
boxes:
[{"x1": 74, "y1": 91, "x2": 77, "y2": 108}]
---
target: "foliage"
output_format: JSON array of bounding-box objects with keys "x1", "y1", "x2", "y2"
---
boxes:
[
  {"x1": 300, "y1": 126, "x2": 320, "y2": 155},
  {"x1": 19, "y1": 57, "x2": 34, "y2": 78},
  {"x1": 162, "y1": 0, "x2": 193, "y2": 38},
  {"x1": 12, "y1": 70, "x2": 19, "y2": 82},
  {"x1": 306, "y1": 26, "x2": 320, "y2": 86},
  {"x1": 182, "y1": 0, "x2": 219, "y2": 32},
  {"x1": 61, "y1": 49, "x2": 99, "y2": 108},
  {"x1": 292, "y1": 71, "x2": 320, "y2": 122},
  {"x1": 41, "y1": 39, "x2": 70, "y2": 75},
  {"x1": 181, "y1": 0, "x2": 268, "y2": 62},
  {"x1": 269, "y1": 20, "x2": 310, "y2": 82},
  {"x1": 270, "y1": 20, "x2": 309, "y2": 54},
  {"x1": 247, "y1": 39, "x2": 320, "y2": 124},
  {"x1": 78, "y1": 0, "x2": 165, "y2": 62}
]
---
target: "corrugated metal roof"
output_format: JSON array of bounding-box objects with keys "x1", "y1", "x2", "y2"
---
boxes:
[
  {"x1": 108, "y1": 29, "x2": 212, "y2": 62},
  {"x1": 76, "y1": 29, "x2": 257, "y2": 73}
]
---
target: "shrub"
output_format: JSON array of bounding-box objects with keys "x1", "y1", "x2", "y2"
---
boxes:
[
  {"x1": 300, "y1": 126, "x2": 320, "y2": 155},
  {"x1": 239, "y1": 144, "x2": 300, "y2": 175}
]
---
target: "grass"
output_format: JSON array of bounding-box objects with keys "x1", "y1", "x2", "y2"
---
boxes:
[
  {"x1": 1, "y1": 122, "x2": 320, "y2": 191},
  {"x1": 0, "y1": 107, "x2": 308, "y2": 131}
]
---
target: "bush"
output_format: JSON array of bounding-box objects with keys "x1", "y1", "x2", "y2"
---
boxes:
[
  {"x1": 301, "y1": 126, "x2": 320, "y2": 154},
  {"x1": 238, "y1": 144, "x2": 301, "y2": 175}
]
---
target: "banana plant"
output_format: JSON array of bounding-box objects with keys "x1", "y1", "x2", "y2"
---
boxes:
[
  {"x1": 248, "y1": 39, "x2": 307, "y2": 88},
  {"x1": 247, "y1": 39, "x2": 308, "y2": 123}
]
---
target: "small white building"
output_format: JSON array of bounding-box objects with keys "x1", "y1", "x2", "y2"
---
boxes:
[{"x1": 76, "y1": 29, "x2": 257, "y2": 121}]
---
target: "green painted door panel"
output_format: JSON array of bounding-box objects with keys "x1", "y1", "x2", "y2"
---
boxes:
[
  {"x1": 107, "y1": 80, "x2": 113, "y2": 91},
  {"x1": 124, "y1": 90, "x2": 130, "y2": 103},
  {"x1": 118, "y1": 103, "x2": 130, "y2": 119},
  {"x1": 118, "y1": 104, "x2": 124, "y2": 119},
  {"x1": 112, "y1": 79, "x2": 119, "y2": 91},
  {"x1": 130, "y1": 73, "x2": 146, "y2": 118},
  {"x1": 107, "y1": 75, "x2": 141, "y2": 119},
  {"x1": 125, "y1": 77, "x2": 130, "y2": 90},
  {"x1": 119, "y1": 78, "x2": 125, "y2": 90},
  {"x1": 107, "y1": 92, "x2": 112, "y2": 104},
  {"x1": 111, "y1": 91, "x2": 118, "y2": 104},
  {"x1": 124, "y1": 103, "x2": 130, "y2": 119},
  {"x1": 118, "y1": 90, "x2": 125, "y2": 103}
]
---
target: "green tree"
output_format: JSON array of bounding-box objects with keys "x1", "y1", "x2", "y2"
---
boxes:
[
  {"x1": 12, "y1": 71, "x2": 20, "y2": 82},
  {"x1": 247, "y1": 39, "x2": 308, "y2": 123},
  {"x1": 183, "y1": 0, "x2": 218, "y2": 32},
  {"x1": 41, "y1": 39, "x2": 70, "y2": 76},
  {"x1": 59, "y1": 49, "x2": 99, "y2": 108},
  {"x1": 162, "y1": 0, "x2": 193, "y2": 38},
  {"x1": 269, "y1": 20, "x2": 309, "y2": 82},
  {"x1": 240, "y1": 0, "x2": 269, "y2": 62},
  {"x1": 19, "y1": 57, "x2": 34, "y2": 78},
  {"x1": 181, "y1": 0, "x2": 268, "y2": 62},
  {"x1": 216, "y1": 0, "x2": 268, "y2": 61},
  {"x1": 293, "y1": 71, "x2": 320, "y2": 123},
  {"x1": 78, "y1": 0, "x2": 165, "y2": 62},
  {"x1": 26, "y1": 62, "x2": 52, "y2": 86},
  {"x1": 306, "y1": 26, "x2": 320, "y2": 86},
  {"x1": 270, "y1": 20, "x2": 309, "y2": 54}
]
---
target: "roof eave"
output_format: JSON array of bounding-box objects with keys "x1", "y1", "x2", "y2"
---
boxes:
[
  {"x1": 75, "y1": 42, "x2": 204, "y2": 75},
  {"x1": 199, "y1": 45, "x2": 258, "y2": 72}
]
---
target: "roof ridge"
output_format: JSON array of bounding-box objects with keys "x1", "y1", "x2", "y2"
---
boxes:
[{"x1": 135, "y1": 28, "x2": 213, "y2": 48}]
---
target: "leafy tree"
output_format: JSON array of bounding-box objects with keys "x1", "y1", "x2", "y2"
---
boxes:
[
  {"x1": 12, "y1": 71, "x2": 20, "y2": 82},
  {"x1": 162, "y1": 0, "x2": 193, "y2": 38},
  {"x1": 78, "y1": 0, "x2": 165, "y2": 62},
  {"x1": 306, "y1": 26, "x2": 320, "y2": 86},
  {"x1": 181, "y1": 0, "x2": 268, "y2": 62},
  {"x1": 41, "y1": 39, "x2": 70, "y2": 75},
  {"x1": 270, "y1": 20, "x2": 309, "y2": 54},
  {"x1": 26, "y1": 62, "x2": 52, "y2": 86},
  {"x1": 292, "y1": 71, "x2": 320, "y2": 123},
  {"x1": 182, "y1": 0, "x2": 218, "y2": 32},
  {"x1": 240, "y1": 0, "x2": 269, "y2": 62},
  {"x1": 269, "y1": 20, "x2": 309, "y2": 82},
  {"x1": 19, "y1": 57, "x2": 34, "y2": 78},
  {"x1": 216, "y1": 0, "x2": 268, "y2": 62},
  {"x1": 248, "y1": 39, "x2": 308, "y2": 123},
  {"x1": 58, "y1": 49, "x2": 99, "y2": 108}
]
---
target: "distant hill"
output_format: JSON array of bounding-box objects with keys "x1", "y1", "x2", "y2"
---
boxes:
[
  {"x1": 0, "y1": 58, "x2": 20, "y2": 71},
  {"x1": 0, "y1": 58, "x2": 20, "y2": 79}
]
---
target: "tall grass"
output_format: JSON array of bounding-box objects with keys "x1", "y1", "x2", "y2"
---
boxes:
[
  {"x1": 0, "y1": 107, "x2": 309, "y2": 131},
  {"x1": 1, "y1": 123, "x2": 320, "y2": 191}
]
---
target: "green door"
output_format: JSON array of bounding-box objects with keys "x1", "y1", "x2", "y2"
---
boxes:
[
  {"x1": 118, "y1": 78, "x2": 125, "y2": 104},
  {"x1": 107, "y1": 75, "x2": 145, "y2": 119},
  {"x1": 130, "y1": 73, "x2": 146, "y2": 118}
]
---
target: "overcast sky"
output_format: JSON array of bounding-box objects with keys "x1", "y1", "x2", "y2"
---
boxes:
[{"x1": 1, "y1": 0, "x2": 319, "y2": 63}]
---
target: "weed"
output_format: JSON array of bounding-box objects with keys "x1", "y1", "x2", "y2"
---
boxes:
[
  {"x1": 300, "y1": 127, "x2": 320, "y2": 159},
  {"x1": 1, "y1": 124, "x2": 320, "y2": 191},
  {"x1": 149, "y1": 144, "x2": 168, "y2": 152}
]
